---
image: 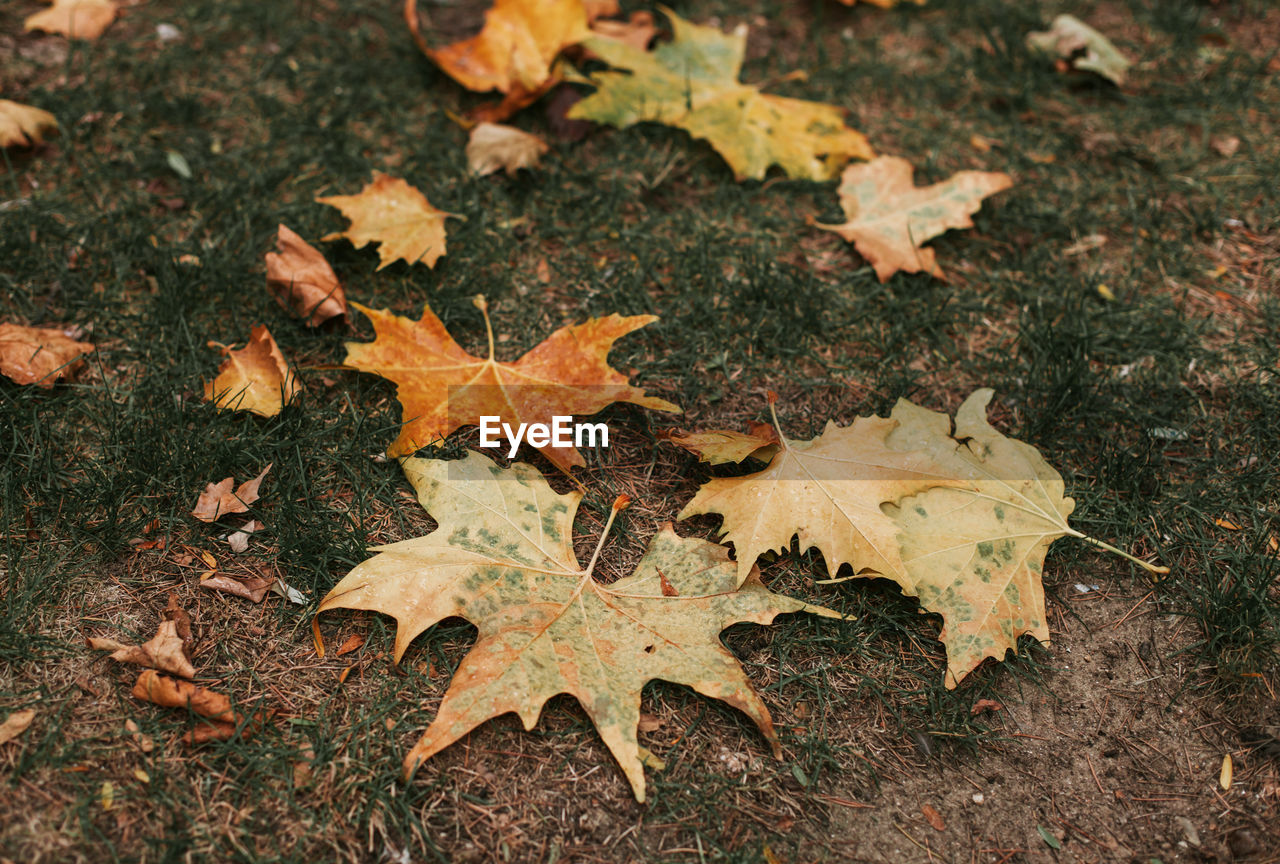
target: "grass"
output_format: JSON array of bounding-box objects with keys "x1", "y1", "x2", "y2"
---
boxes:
[{"x1": 2, "y1": 0, "x2": 1279, "y2": 860}]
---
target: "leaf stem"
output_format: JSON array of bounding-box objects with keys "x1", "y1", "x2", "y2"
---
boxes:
[
  {"x1": 473, "y1": 294, "x2": 495, "y2": 361},
  {"x1": 585, "y1": 495, "x2": 630, "y2": 576},
  {"x1": 766, "y1": 390, "x2": 789, "y2": 449},
  {"x1": 1070, "y1": 531, "x2": 1170, "y2": 575}
]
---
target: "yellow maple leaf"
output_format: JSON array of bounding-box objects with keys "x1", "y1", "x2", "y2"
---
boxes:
[
  {"x1": 344, "y1": 296, "x2": 678, "y2": 470},
  {"x1": 570, "y1": 9, "x2": 873, "y2": 181},
  {"x1": 815, "y1": 155, "x2": 1012, "y2": 282},
  {"x1": 317, "y1": 172, "x2": 455, "y2": 270},
  {"x1": 203, "y1": 325, "x2": 300, "y2": 418},
  {"x1": 23, "y1": 0, "x2": 118, "y2": 40}
]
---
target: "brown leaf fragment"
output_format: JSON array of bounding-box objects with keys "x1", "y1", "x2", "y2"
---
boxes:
[
  {"x1": 0, "y1": 709, "x2": 36, "y2": 746},
  {"x1": 163, "y1": 594, "x2": 192, "y2": 644},
  {"x1": 637, "y1": 712, "x2": 663, "y2": 733},
  {"x1": 131, "y1": 670, "x2": 267, "y2": 743},
  {"x1": 658, "y1": 571, "x2": 678, "y2": 596},
  {"x1": 204, "y1": 325, "x2": 301, "y2": 417},
  {"x1": 89, "y1": 618, "x2": 196, "y2": 679},
  {"x1": 334, "y1": 634, "x2": 366, "y2": 656},
  {"x1": 466, "y1": 122, "x2": 549, "y2": 177},
  {"x1": 265, "y1": 224, "x2": 347, "y2": 326},
  {"x1": 200, "y1": 574, "x2": 277, "y2": 604},
  {"x1": 970, "y1": 698, "x2": 1003, "y2": 715},
  {"x1": 0, "y1": 322, "x2": 94, "y2": 387},
  {"x1": 124, "y1": 719, "x2": 153, "y2": 752},
  {"x1": 191, "y1": 464, "x2": 272, "y2": 522},
  {"x1": 921, "y1": 804, "x2": 945, "y2": 831},
  {"x1": 0, "y1": 100, "x2": 59, "y2": 149},
  {"x1": 24, "y1": 0, "x2": 118, "y2": 41}
]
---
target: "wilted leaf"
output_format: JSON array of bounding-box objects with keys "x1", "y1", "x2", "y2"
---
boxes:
[
  {"x1": 204, "y1": 325, "x2": 301, "y2": 417},
  {"x1": 317, "y1": 453, "x2": 836, "y2": 801},
  {"x1": 815, "y1": 155, "x2": 1012, "y2": 282},
  {"x1": 1027, "y1": 15, "x2": 1131, "y2": 86},
  {"x1": 317, "y1": 172, "x2": 455, "y2": 270},
  {"x1": 131, "y1": 670, "x2": 267, "y2": 744},
  {"x1": 24, "y1": 0, "x2": 117, "y2": 40},
  {"x1": 265, "y1": 224, "x2": 347, "y2": 326},
  {"x1": 191, "y1": 464, "x2": 272, "y2": 522},
  {"x1": 343, "y1": 295, "x2": 678, "y2": 470},
  {"x1": 0, "y1": 100, "x2": 59, "y2": 149},
  {"x1": 466, "y1": 122, "x2": 550, "y2": 177},
  {"x1": 200, "y1": 574, "x2": 277, "y2": 603},
  {"x1": 0, "y1": 709, "x2": 36, "y2": 746},
  {"x1": 88, "y1": 617, "x2": 196, "y2": 679},
  {"x1": 0, "y1": 322, "x2": 94, "y2": 387},
  {"x1": 570, "y1": 9, "x2": 873, "y2": 181},
  {"x1": 662, "y1": 422, "x2": 780, "y2": 466}
]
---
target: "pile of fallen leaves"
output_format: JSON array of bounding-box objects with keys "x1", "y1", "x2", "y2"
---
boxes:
[{"x1": 1, "y1": 0, "x2": 1159, "y2": 800}]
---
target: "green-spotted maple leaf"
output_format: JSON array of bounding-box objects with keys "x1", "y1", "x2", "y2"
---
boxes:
[
  {"x1": 569, "y1": 9, "x2": 873, "y2": 181},
  {"x1": 316, "y1": 452, "x2": 835, "y2": 801},
  {"x1": 679, "y1": 391, "x2": 1166, "y2": 687}
]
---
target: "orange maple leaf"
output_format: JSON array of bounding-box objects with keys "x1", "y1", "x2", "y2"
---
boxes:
[
  {"x1": 344, "y1": 296, "x2": 679, "y2": 470},
  {"x1": 317, "y1": 172, "x2": 455, "y2": 271},
  {"x1": 0, "y1": 322, "x2": 93, "y2": 387},
  {"x1": 204, "y1": 325, "x2": 300, "y2": 417}
]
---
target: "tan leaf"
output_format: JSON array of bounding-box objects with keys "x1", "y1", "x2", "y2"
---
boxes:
[
  {"x1": 0, "y1": 709, "x2": 36, "y2": 746},
  {"x1": 921, "y1": 804, "x2": 945, "y2": 831},
  {"x1": 131, "y1": 670, "x2": 267, "y2": 743},
  {"x1": 316, "y1": 453, "x2": 837, "y2": 801},
  {"x1": 317, "y1": 172, "x2": 455, "y2": 270},
  {"x1": 0, "y1": 99, "x2": 59, "y2": 149},
  {"x1": 199, "y1": 574, "x2": 277, "y2": 603},
  {"x1": 343, "y1": 295, "x2": 678, "y2": 470},
  {"x1": 1026, "y1": 15, "x2": 1131, "y2": 86},
  {"x1": 662, "y1": 422, "x2": 780, "y2": 466},
  {"x1": 88, "y1": 618, "x2": 196, "y2": 679},
  {"x1": 265, "y1": 224, "x2": 347, "y2": 326},
  {"x1": 23, "y1": 0, "x2": 118, "y2": 41},
  {"x1": 191, "y1": 463, "x2": 272, "y2": 522},
  {"x1": 203, "y1": 325, "x2": 300, "y2": 417},
  {"x1": 466, "y1": 122, "x2": 549, "y2": 177},
  {"x1": 0, "y1": 322, "x2": 94, "y2": 387},
  {"x1": 815, "y1": 155, "x2": 1012, "y2": 282}
]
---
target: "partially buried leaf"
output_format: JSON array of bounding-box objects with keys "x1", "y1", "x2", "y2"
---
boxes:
[
  {"x1": 815, "y1": 155, "x2": 1012, "y2": 282},
  {"x1": 317, "y1": 172, "x2": 455, "y2": 270},
  {"x1": 88, "y1": 617, "x2": 196, "y2": 679},
  {"x1": 204, "y1": 325, "x2": 300, "y2": 417},
  {"x1": 24, "y1": 0, "x2": 117, "y2": 40},
  {"x1": 0, "y1": 322, "x2": 93, "y2": 387},
  {"x1": 265, "y1": 224, "x2": 347, "y2": 326},
  {"x1": 570, "y1": 9, "x2": 873, "y2": 181},
  {"x1": 191, "y1": 464, "x2": 272, "y2": 522},
  {"x1": 344, "y1": 295, "x2": 678, "y2": 470},
  {"x1": 466, "y1": 122, "x2": 549, "y2": 177},
  {"x1": 0, "y1": 100, "x2": 59, "y2": 149},
  {"x1": 131, "y1": 670, "x2": 268, "y2": 743},
  {"x1": 1026, "y1": 15, "x2": 1131, "y2": 86},
  {"x1": 0, "y1": 709, "x2": 36, "y2": 746},
  {"x1": 316, "y1": 453, "x2": 836, "y2": 801}
]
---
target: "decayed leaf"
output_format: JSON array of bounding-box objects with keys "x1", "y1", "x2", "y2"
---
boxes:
[
  {"x1": 23, "y1": 0, "x2": 118, "y2": 40},
  {"x1": 662, "y1": 422, "x2": 779, "y2": 466},
  {"x1": 679, "y1": 402, "x2": 969, "y2": 586},
  {"x1": 317, "y1": 452, "x2": 835, "y2": 801},
  {"x1": 405, "y1": 0, "x2": 588, "y2": 121},
  {"x1": 265, "y1": 224, "x2": 347, "y2": 326},
  {"x1": 0, "y1": 100, "x2": 59, "y2": 148},
  {"x1": 1027, "y1": 15, "x2": 1131, "y2": 86},
  {"x1": 200, "y1": 573, "x2": 277, "y2": 603},
  {"x1": 0, "y1": 322, "x2": 94, "y2": 387},
  {"x1": 131, "y1": 670, "x2": 265, "y2": 743},
  {"x1": 204, "y1": 325, "x2": 300, "y2": 417},
  {"x1": 191, "y1": 464, "x2": 272, "y2": 522},
  {"x1": 88, "y1": 617, "x2": 196, "y2": 679},
  {"x1": 344, "y1": 295, "x2": 678, "y2": 470},
  {"x1": 317, "y1": 172, "x2": 455, "y2": 270},
  {"x1": 570, "y1": 10, "x2": 873, "y2": 181},
  {"x1": 815, "y1": 156, "x2": 1012, "y2": 282},
  {"x1": 466, "y1": 122, "x2": 550, "y2": 177},
  {"x1": 0, "y1": 709, "x2": 36, "y2": 746}
]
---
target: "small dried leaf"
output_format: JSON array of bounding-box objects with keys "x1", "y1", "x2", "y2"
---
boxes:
[
  {"x1": 921, "y1": 804, "x2": 945, "y2": 831},
  {"x1": 1220, "y1": 753, "x2": 1233, "y2": 790},
  {"x1": 200, "y1": 574, "x2": 277, "y2": 604},
  {"x1": 191, "y1": 464, "x2": 271, "y2": 522},
  {"x1": 0, "y1": 322, "x2": 94, "y2": 387},
  {"x1": 0, "y1": 709, "x2": 36, "y2": 745},
  {"x1": 334, "y1": 634, "x2": 366, "y2": 656},
  {"x1": 204, "y1": 325, "x2": 300, "y2": 417},
  {"x1": 0, "y1": 100, "x2": 59, "y2": 148},
  {"x1": 265, "y1": 224, "x2": 347, "y2": 326},
  {"x1": 318, "y1": 172, "x2": 455, "y2": 270},
  {"x1": 88, "y1": 618, "x2": 196, "y2": 679},
  {"x1": 466, "y1": 123, "x2": 549, "y2": 177},
  {"x1": 1027, "y1": 15, "x2": 1131, "y2": 86},
  {"x1": 662, "y1": 424, "x2": 780, "y2": 466},
  {"x1": 24, "y1": 0, "x2": 118, "y2": 41}
]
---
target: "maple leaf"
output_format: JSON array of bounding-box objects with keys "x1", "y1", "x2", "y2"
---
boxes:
[
  {"x1": 88, "y1": 603, "x2": 196, "y2": 679},
  {"x1": 814, "y1": 155, "x2": 1012, "y2": 282},
  {"x1": 1027, "y1": 15, "x2": 1131, "y2": 86},
  {"x1": 343, "y1": 295, "x2": 678, "y2": 470},
  {"x1": 317, "y1": 452, "x2": 836, "y2": 801},
  {"x1": 191, "y1": 464, "x2": 272, "y2": 522},
  {"x1": 317, "y1": 172, "x2": 455, "y2": 270},
  {"x1": 404, "y1": 0, "x2": 589, "y2": 121},
  {"x1": 466, "y1": 122, "x2": 550, "y2": 177},
  {"x1": 0, "y1": 100, "x2": 59, "y2": 149},
  {"x1": 678, "y1": 396, "x2": 969, "y2": 586},
  {"x1": 0, "y1": 322, "x2": 94, "y2": 387},
  {"x1": 265, "y1": 224, "x2": 347, "y2": 326},
  {"x1": 204, "y1": 325, "x2": 300, "y2": 417},
  {"x1": 569, "y1": 9, "x2": 873, "y2": 181},
  {"x1": 23, "y1": 0, "x2": 117, "y2": 40}
]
